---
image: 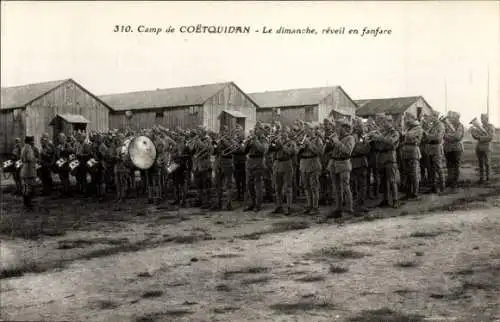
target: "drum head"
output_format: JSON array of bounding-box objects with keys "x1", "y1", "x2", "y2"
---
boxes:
[{"x1": 128, "y1": 136, "x2": 157, "y2": 170}]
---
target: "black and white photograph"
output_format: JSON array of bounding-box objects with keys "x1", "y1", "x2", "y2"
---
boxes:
[{"x1": 1, "y1": 1, "x2": 499, "y2": 321}]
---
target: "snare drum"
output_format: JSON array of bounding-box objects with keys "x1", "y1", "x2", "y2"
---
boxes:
[
  {"x1": 69, "y1": 159, "x2": 80, "y2": 176},
  {"x1": 2, "y1": 160, "x2": 15, "y2": 173},
  {"x1": 166, "y1": 162, "x2": 180, "y2": 174}
]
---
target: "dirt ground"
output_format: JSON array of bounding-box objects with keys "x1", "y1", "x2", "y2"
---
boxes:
[{"x1": 1, "y1": 150, "x2": 500, "y2": 322}]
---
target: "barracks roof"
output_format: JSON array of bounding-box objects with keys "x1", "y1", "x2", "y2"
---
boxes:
[
  {"x1": 1, "y1": 79, "x2": 69, "y2": 110},
  {"x1": 355, "y1": 96, "x2": 432, "y2": 116},
  {"x1": 249, "y1": 86, "x2": 348, "y2": 109}
]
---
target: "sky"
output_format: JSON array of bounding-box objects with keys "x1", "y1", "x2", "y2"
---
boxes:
[{"x1": 1, "y1": 1, "x2": 499, "y2": 125}]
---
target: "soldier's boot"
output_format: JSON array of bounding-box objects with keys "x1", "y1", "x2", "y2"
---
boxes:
[
  {"x1": 302, "y1": 190, "x2": 312, "y2": 214},
  {"x1": 272, "y1": 205, "x2": 284, "y2": 214},
  {"x1": 244, "y1": 204, "x2": 255, "y2": 211}
]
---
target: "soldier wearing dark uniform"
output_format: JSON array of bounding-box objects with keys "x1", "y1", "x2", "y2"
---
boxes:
[
  {"x1": 11, "y1": 138, "x2": 23, "y2": 195},
  {"x1": 371, "y1": 115, "x2": 400, "y2": 208},
  {"x1": 350, "y1": 118, "x2": 370, "y2": 212},
  {"x1": 424, "y1": 112, "x2": 446, "y2": 193},
  {"x1": 39, "y1": 133, "x2": 55, "y2": 196},
  {"x1": 269, "y1": 129, "x2": 297, "y2": 215},
  {"x1": 263, "y1": 125, "x2": 275, "y2": 203},
  {"x1": 419, "y1": 115, "x2": 431, "y2": 188},
  {"x1": 113, "y1": 134, "x2": 130, "y2": 202},
  {"x1": 325, "y1": 118, "x2": 355, "y2": 217},
  {"x1": 55, "y1": 133, "x2": 73, "y2": 196},
  {"x1": 171, "y1": 134, "x2": 191, "y2": 207},
  {"x1": 192, "y1": 131, "x2": 214, "y2": 209},
  {"x1": 20, "y1": 136, "x2": 37, "y2": 209},
  {"x1": 471, "y1": 113, "x2": 496, "y2": 183},
  {"x1": 367, "y1": 115, "x2": 384, "y2": 199},
  {"x1": 400, "y1": 113, "x2": 424, "y2": 200},
  {"x1": 212, "y1": 127, "x2": 235, "y2": 211},
  {"x1": 298, "y1": 124, "x2": 323, "y2": 215},
  {"x1": 320, "y1": 119, "x2": 334, "y2": 205},
  {"x1": 244, "y1": 124, "x2": 269, "y2": 212},
  {"x1": 75, "y1": 132, "x2": 92, "y2": 195},
  {"x1": 232, "y1": 128, "x2": 247, "y2": 202},
  {"x1": 443, "y1": 111, "x2": 464, "y2": 191}
]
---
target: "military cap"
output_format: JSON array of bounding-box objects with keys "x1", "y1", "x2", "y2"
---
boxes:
[{"x1": 336, "y1": 117, "x2": 352, "y2": 127}]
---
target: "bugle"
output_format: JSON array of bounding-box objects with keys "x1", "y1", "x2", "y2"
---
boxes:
[
  {"x1": 469, "y1": 117, "x2": 488, "y2": 136},
  {"x1": 440, "y1": 116, "x2": 455, "y2": 132}
]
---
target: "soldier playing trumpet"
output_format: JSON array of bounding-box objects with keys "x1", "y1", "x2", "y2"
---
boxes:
[
  {"x1": 400, "y1": 112, "x2": 424, "y2": 200},
  {"x1": 423, "y1": 111, "x2": 446, "y2": 194},
  {"x1": 244, "y1": 123, "x2": 269, "y2": 212},
  {"x1": 443, "y1": 111, "x2": 464, "y2": 191},
  {"x1": 212, "y1": 126, "x2": 237, "y2": 211},
  {"x1": 471, "y1": 113, "x2": 496, "y2": 183}
]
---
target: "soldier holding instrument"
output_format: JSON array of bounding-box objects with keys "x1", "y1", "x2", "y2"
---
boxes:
[
  {"x1": 232, "y1": 127, "x2": 247, "y2": 202},
  {"x1": 55, "y1": 133, "x2": 72, "y2": 196},
  {"x1": 39, "y1": 133, "x2": 55, "y2": 196},
  {"x1": 171, "y1": 132, "x2": 191, "y2": 207},
  {"x1": 12, "y1": 137, "x2": 23, "y2": 195},
  {"x1": 244, "y1": 123, "x2": 269, "y2": 212},
  {"x1": 212, "y1": 126, "x2": 235, "y2": 211},
  {"x1": 443, "y1": 111, "x2": 464, "y2": 191},
  {"x1": 400, "y1": 113, "x2": 424, "y2": 200},
  {"x1": 424, "y1": 111, "x2": 446, "y2": 194},
  {"x1": 192, "y1": 129, "x2": 214, "y2": 209},
  {"x1": 20, "y1": 136, "x2": 37, "y2": 209},
  {"x1": 471, "y1": 113, "x2": 496, "y2": 184},
  {"x1": 298, "y1": 123, "x2": 323, "y2": 215},
  {"x1": 351, "y1": 117, "x2": 370, "y2": 212},
  {"x1": 75, "y1": 132, "x2": 92, "y2": 195}
]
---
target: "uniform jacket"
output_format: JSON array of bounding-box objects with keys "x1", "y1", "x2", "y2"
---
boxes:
[
  {"x1": 443, "y1": 122, "x2": 464, "y2": 153},
  {"x1": 75, "y1": 141, "x2": 92, "y2": 160},
  {"x1": 12, "y1": 144, "x2": 22, "y2": 161},
  {"x1": 40, "y1": 141, "x2": 56, "y2": 167},
  {"x1": 401, "y1": 122, "x2": 423, "y2": 160},
  {"x1": 325, "y1": 134, "x2": 355, "y2": 173},
  {"x1": 192, "y1": 138, "x2": 213, "y2": 172},
  {"x1": 424, "y1": 121, "x2": 445, "y2": 156},
  {"x1": 214, "y1": 137, "x2": 235, "y2": 168},
  {"x1": 270, "y1": 139, "x2": 297, "y2": 172},
  {"x1": 351, "y1": 134, "x2": 370, "y2": 169},
  {"x1": 244, "y1": 136, "x2": 269, "y2": 170},
  {"x1": 20, "y1": 144, "x2": 37, "y2": 179},
  {"x1": 472, "y1": 123, "x2": 496, "y2": 152},
  {"x1": 299, "y1": 136, "x2": 324, "y2": 173},
  {"x1": 373, "y1": 127, "x2": 400, "y2": 165}
]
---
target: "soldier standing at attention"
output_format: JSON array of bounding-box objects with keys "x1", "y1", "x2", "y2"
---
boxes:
[
  {"x1": 269, "y1": 129, "x2": 297, "y2": 215},
  {"x1": 39, "y1": 133, "x2": 55, "y2": 196},
  {"x1": 244, "y1": 123, "x2": 269, "y2": 212},
  {"x1": 12, "y1": 138, "x2": 23, "y2": 195},
  {"x1": 298, "y1": 124, "x2": 324, "y2": 215},
  {"x1": 350, "y1": 118, "x2": 371, "y2": 213},
  {"x1": 20, "y1": 136, "x2": 37, "y2": 209},
  {"x1": 443, "y1": 111, "x2": 464, "y2": 192},
  {"x1": 471, "y1": 113, "x2": 496, "y2": 184},
  {"x1": 371, "y1": 115, "x2": 400, "y2": 208},
  {"x1": 171, "y1": 133, "x2": 191, "y2": 207},
  {"x1": 424, "y1": 112, "x2": 446, "y2": 194},
  {"x1": 113, "y1": 134, "x2": 129, "y2": 202},
  {"x1": 263, "y1": 125, "x2": 275, "y2": 203},
  {"x1": 419, "y1": 114, "x2": 431, "y2": 189},
  {"x1": 193, "y1": 130, "x2": 214, "y2": 209},
  {"x1": 325, "y1": 118, "x2": 355, "y2": 218},
  {"x1": 367, "y1": 115, "x2": 384, "y2": 199},
  {"x1": 320, "y1": 119, "x2": 334, "y2": 205},
  {"x1": 212, "y1": 126, "x2": 235, "y2": 211},
  {"x1": 55, "y1": 133, "x2": 72, "y2": 196},
  {"x1": 75, "y1": 132, "x2": 91, "y2": 195},
  {"x1": 400, "y1": 113, "x2": 424, "y2": 200},
  {"x1": 232, "y1": 127, "x2": 247, "y2": 202}
]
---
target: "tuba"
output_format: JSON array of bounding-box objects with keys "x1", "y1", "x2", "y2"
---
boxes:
[{"x1": 469, "y1": 117, "x2": 488, "y2": 136}]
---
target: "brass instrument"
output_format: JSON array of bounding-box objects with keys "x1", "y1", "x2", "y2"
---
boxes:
[
  {"x1": 440, "y1": 115, "x2": 455, "y2": 132},
  {"x1": 469, "y1": 117, "x2": 488, "y2": 136}
]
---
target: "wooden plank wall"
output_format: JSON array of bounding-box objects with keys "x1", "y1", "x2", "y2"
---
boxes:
[
  {"x1": 25, "y1": 80, "x2": 109, "y2": 148},
  {"x1": 256, "y1": 108, "x2": 274, "y2": 123},
  {"x1": 203, "y1": 83, "x2": 257, "y2": 134},
  {"x1": 0, "y1": 108, "x2": 26, "y2": 155},
  {"x1": 109, "y1": 106, "x2": 201, "y2": 131},
  {"x1": 318, "y1": 87, "x2": 357, "y2": 120}
]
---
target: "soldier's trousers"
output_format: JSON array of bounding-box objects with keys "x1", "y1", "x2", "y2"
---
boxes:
[
  {"x1": 75, "y1": 166, "x2": 88, "y2": 194},
  {"x1": 274, "y1": 170, "x2": 293, "y2": 210},
  {"x1": 58, "y1": 170, "x2": 71, "y2": 195},
  {"x1": 22, "y1": 179, "x2": 35, "y2": 208},
  {"x1": 146, "y1": 167, "x2": 163, "y2": 202},
  {"x1": 39, "y1": 167, "x2": 52, "y2": 195},
  {"x1": 263, "y1": 167, "x2": 274, "y2": 201},
  {"x1": 476, "y1": 150, "x2": 490, "y2": 181},
  {"x1": 246, "y1": 167, "x2": 264, "y2": 208},
  {"x1": 195, "y1": 169, "x2": 212, "y2": 207},
  {"x1": 428, "y1": 154, "x2": 445, "y2": 192},
  {"x1": 90, "y1": 168, "x2": 105, "y2": 198},
  {"x1": 379, "y1": 162, "x2": 398, "y2": 204},
  {"x1": 351, "y1": 166, "x2": 367, "y2": 208},
  {"x1": 114, "y1": 170, "x2": 129, "y2": 200},
  {"x1": 13, "y1": 171, "x2": 22, "y2": 194},
  {"x1": 401, "y1": 158, "x2": 420, "y2": 196},
  {"x1": 445, "y1": 151, "x2": 461, "y2": 187},
  {"x1": 215, "y1": 165, "x2": 233, "y2": 208},
  {"x1": 233, "y1": 164, "x2": 246, "y2": 200},
  {"x1": 330, "y1": 170, "x2": 353, "y2": 212},
  {"x1": 319, "y1": 170, "x2": 331, "y2": 205},
  {"x1": 420, "y1": 153, "x2": 430, "y2": 186},
  {"x1": 173, "y1": 167, "x2": 189, "y2": 205},
  {"x1": 301, "y1": 171, "x2": 320, "y2": 210}
]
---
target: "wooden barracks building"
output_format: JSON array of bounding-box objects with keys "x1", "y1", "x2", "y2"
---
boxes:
[
  {"x1": 250, "y1": 86, "x2": 357, "y2": 126},
  {"x1": 0, "y1": 79, "x2": 111, "y2": 155},
  {"x1": 101, "y1": 81, "x2": 258, "y2": 134}
]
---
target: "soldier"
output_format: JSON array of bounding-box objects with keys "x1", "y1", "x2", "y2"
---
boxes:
[
  {"x1": 39, "y1": 133, "x2": 55, "y2": 196},
  {"x1": 443, "y1": 111, "x2": 465, "y2": 192},
  {"x1": 424, "y1": 112, "x2": 446, "y2": 193},
  {"x1": 367, "y1": 114, "x2": 384, "y2": 199},
  {"x1": 351, "y1": 118, "x2": 371, "y2": 212},
  {"x1": 419, "y1": 115, "x2": 431, "y2": 188},
  {"x1": 192, "y1": 130, "x2": 214, "y2": 209},
  {"x1": 263, "y1": 125, "x2": 275, "y2": 203},
  {"x1": 212, "y1": 127, "x2": 235, "y2": 211},
  {"x1": 232, "y1": 128, "x2": 247, "y2": 202},
  {"x1": 400, "y1": 113, "x2": 424, "y2": 200},
  {"x1": 171, "y1": 133, "x2": 191, "y2": 207},
  {"x1": 269, "y1": 129, "x2": 297, "y2": 215},
  {"x1": 20, "y1": 136, "x2": 37, "y2": 209},
  {"x1": 298, "y1": 124, "x2": 323, "y2": 215},
  {"x1": 244, "y1": 123, "x2": 269, "y2": 212},
  {"x1": 55, "y1": 133, "x2": 72, "y2": 196},
  {"x1": 11, "y1": 138, "x2": 23, "y2": 195},
  {"x1": 325, "y1": 118, "x2": 355, "y2": 217},
  {"x1": 113, "y1": 134, "x2": 130, "y2": 202},
  {"x1": 320, "y1": 119, "x2": 334, "y2": 205},
  {"x1": 371, "y1": 115, "x2": 400, "y2": 208},
  {"x1": 471, "y1": 113, "x2": 496, "y2": 183},
  {"x1": 74, "y1": 132, "x2": 92, "y2": 195}
]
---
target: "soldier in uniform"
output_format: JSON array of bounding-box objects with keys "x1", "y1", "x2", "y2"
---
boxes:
[
  {"x1": 244, "y1": 123, "x2": 269, "y2": 212},
  {"x1": 350, "y1": 118, "x2": 370, "y2": 212},
  {"x1": 192, "y1": 130, "x2": 214, "y2": 209},
  {"x1": 419, "y1": 115, "x2": 431, "y2": 188},
  {"x1": 400, "y1": 113, "x2": 424, "y2": 200},
  {"x1": 113, "y1": 134, "x2": 130, "y2": 202},
  {"x1": 20, "y1": 136, "x2": 37, "y2": 209},
  {"x1": 424, "y1": 112, "x2": 446, "y2": 193},
  {"x1": 367, "y1": 114, "x2": 384, "y2": 199},
  {"x1": 55, "y1": 133, "x2": 72, "y2": 196},
  {"x1": 371, "y1": 115, "x2": 400, "y2": 208},
  {"x1": 325, "y1": 118, "x2": 355, "y2": 217},
  {"x1": 471, "y1": 113, "x2": 496, "y2": 183},
  {"x1": 11, "y1": 138, "x2": 23, "y2": 195},
  {"x1": 443, "y1": 111, "x2": 464, "y2": 192},
  {"x1": 212, "y1": 127, "x2": 235, "y2": 211},
  {"x1": 232, "y1": 128, "x2": 247, "y2": 202},
  {"x1": 171, "y1": 133, "x2": 191, "y2": 207},
  {"x1": 263, "y1": 125, "x2": 275, "y2": 203},
  {"x1": 298, "y1": 124, "x2": 324, "y2": 215},
  {"x1": 269, "y1": 128, "x2": 297, "y2": 215},
  {"x1": 320, "y1": 119, "x2": 334, "y2": 205},
  {"x1": 39, "y1": 133, "x2": 55, "y2": 196},
  {"x1": 75, "y1": 132, "x2": 92, "y2": 195}
]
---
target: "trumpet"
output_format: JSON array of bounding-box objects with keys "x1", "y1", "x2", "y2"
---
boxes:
[
  {"x1": 469, "y1": 117, "x2": 488, "y2": 136},
  {"x1": 361, "y1": 129, "x2": 381, "y2": 142},
  {"x1": 440, "y1": 116, "x2": 455, "y2": 132}
]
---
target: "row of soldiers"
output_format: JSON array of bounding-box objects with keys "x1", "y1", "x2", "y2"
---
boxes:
[{"x1": 8, "y1": 111, "x2": 495, "y2": 215}]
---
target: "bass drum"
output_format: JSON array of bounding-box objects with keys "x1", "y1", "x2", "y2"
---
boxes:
[{"x1": 121, "y1": 135, "x2": 157, "y2": 170}]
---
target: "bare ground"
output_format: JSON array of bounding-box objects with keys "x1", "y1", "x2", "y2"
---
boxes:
[{"x1": 1, "y1": 160, "x2": 500, "y2": 321}]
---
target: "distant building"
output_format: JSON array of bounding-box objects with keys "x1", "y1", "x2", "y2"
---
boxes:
[
  {"x1": 101, "y1": 81, "x2": 257, "y2": 134},
  {"x1": 355, "y1": 96, "x2": 434, "y2": 129},
  {"x1": 0, "y1": 78, "x2": 110, "y2": 155},
  {"x1": 250, "y1": 86, "x2": 357, "y2": 127}
]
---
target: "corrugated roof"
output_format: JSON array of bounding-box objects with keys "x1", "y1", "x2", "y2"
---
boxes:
[
  {"x1": 223, "y1": 110, "x2": 247, "y2": 118},
  {"x1": 1, "y1": 79, "x2": 69, "y2": 110},
  {"x1": 50, "y1": 113, "x2": 90, "y2": 125},
  {"x1": 99, "y1": 82, "x2": 232, "y2": 111},
  {"x1": 355, "y1": 96, "x2": 423, "y2": 116},
  {"x1": 249, "y1": 86, "x2": 341, "y2": 108}
]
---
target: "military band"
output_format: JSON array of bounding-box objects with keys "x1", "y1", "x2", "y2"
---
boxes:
[{"x1": 2, "y1": 111, "x2": 496, "y2": 214}]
